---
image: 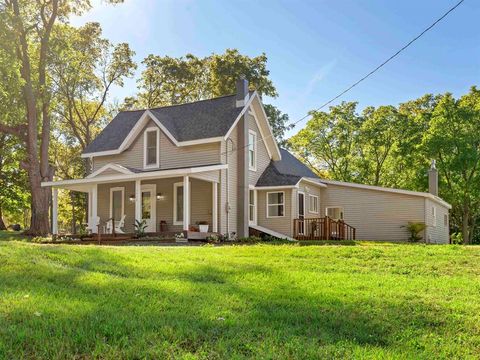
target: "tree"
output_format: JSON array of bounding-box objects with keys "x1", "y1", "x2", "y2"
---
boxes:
[
  {"x1": 289, "y1": 102, "x2": 362, "y2": 181},
  {"x1": 0, "y1": 135, "x2": 29, "y2": 230},
  {"x1": 50, "y1": 22, "x2": 136, "y2": 173},
  {"x1": 127, "y1": 49, "x2": 290, "y2": 144},
  {"x1": 422, "y1": 88, "x2": 480, "y2": 244},
  {"x1": 356, "y1": 105, "x2": 402, "y2": 186},
  {"x1": 0, "y1": 0, "x2": 122, "y2": 235}
]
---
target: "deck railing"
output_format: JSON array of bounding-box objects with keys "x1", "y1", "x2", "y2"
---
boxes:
[{"x1": 293, "y1": 216, "x2": 356, "y2": 240}]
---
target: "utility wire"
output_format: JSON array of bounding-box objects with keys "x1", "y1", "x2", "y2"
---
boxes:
[{"x1": 221, "y1": 0, "x2": 465, "y2": 157}]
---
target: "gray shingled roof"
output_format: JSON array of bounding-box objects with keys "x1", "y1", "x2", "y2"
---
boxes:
[
  {"x1": 256, "y1": 149, "x2": 319, "y2": 187},
  {"x1": 83, "y1": 94, "x2": 244, "y2": 155}
]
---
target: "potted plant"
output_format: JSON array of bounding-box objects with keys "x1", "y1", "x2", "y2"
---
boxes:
[{"x1": 197, "y1": 221, "x2": 209, "y2": 233}]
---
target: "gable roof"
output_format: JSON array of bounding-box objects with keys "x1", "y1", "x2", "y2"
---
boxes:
[
  {"x1": 83, "y1": 93, "x2": 250, "y2": 156},
  {"x1": 256, "y1": 149, "x2": 318, "y2": 187}
]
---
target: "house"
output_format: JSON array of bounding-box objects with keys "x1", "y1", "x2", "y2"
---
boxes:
[{"x1": 42, "y1": 78, "x2": 451, "y2": 243}]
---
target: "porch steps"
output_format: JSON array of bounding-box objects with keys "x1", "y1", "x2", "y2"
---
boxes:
[{"x1": 249, "y1": 225, "x2": 295, "y2": 242}]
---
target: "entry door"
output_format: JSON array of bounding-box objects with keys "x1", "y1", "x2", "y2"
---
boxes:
[
  {"x1": 298, "y1": 192, "x2": 305, "y2": 235},
  {"x1": 141, "y1": 184, "x2": 156, "y2": 232}
]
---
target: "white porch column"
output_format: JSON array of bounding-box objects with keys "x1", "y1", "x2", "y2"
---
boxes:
[
  {"x1": 91, "y1": 184, "x2": 98, "y2": 233},
  {"x1": 212, "y1": 182, "x2": 218, "y2": 233},
  {"x1": 135, "y1": 180, "x2": 141, "y2": 224},
  {"x1": 183, "y1": 175, "x2": 190, "y2": 231},
  {"x1": 52, "y1": 188, "x2": 58, "y2": 235}
]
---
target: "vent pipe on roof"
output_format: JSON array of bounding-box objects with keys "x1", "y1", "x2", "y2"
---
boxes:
[
  {"x1": 236, "y1": 76, "x2": 249, "y2": 108},
  {"x1": 428, "y1": 159, "x2": 438, "y2": 196}
]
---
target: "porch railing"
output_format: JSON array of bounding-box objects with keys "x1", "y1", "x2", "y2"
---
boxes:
[{"x1": 293, "y1": 216, "x2": 356, "y2": 240}]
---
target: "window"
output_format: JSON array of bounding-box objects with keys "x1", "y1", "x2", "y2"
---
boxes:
[
  {"x1": 173, "y1": 182, "x2": 184, "y2": 225},
  {"x1": 144, "y1": 127, "x2": 159, "y2": 168},
  {"x1": 109, "y1": 187, "x2": 124, "y2": 220},
  {"x1": 249, "y1": 190, "x2": 256, "y2": 224},
  {"x1": 142, "y1": 191, "x2": 151, "y2": 219},
  {"x1": 326, "y1": 207, "x2": 343, "y2": 220},
  {"x1": 309, "y1": 195, "x2": 319, "y2": 213},
  {"x1": 444, "y1": 214, "x2": 448, "y2": 227},
  {"x1": 248, "y1": 130, "x2": 257, "y2": 171},
  {"x1": 267, "y1": 191, "x2": 284, "y2": 217},
  {"x1": 432, "y1": 206, "x2": 437, "y2": 227}
]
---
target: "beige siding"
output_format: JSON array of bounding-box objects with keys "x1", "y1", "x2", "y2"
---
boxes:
[
  {"x1": 424, "y1": 198, "x2": 450, "y2": 244},
  {"x1": 322, "y1": 184, "x2": 425, "y2": 241},
  {"x1": 97, "y1": 181, "x2": 136, "y2": 233},
  {"x1": 248, "y1": 113, "x2": 271, "y2": 185},
  {"x1": 219, "y1": 125, "x2": 238, "y2": 236},
  {"x1": 93, "y1": 119, "x2": 220, "y2": 172},
  {"x1": 96, "y1": 177, "x2": 213, "y2": 234},
  {"x1": 190, "y1": 170, "x2": 220, "y2": 183},
  {"x1": 297, "y1": 180, "x2": 322, "y2": 219},
  {"x1": 257, "y1": 189, "x2": 293, "y2": 237}
]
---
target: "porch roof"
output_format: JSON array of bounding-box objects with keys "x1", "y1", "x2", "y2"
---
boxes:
[{"x1": 41, "y1": 164, "x2": 227, "y2": 192}]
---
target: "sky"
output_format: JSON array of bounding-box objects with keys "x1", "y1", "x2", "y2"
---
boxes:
[{"x1": 71, "y1": 0, "x2": 479, "y2": 137}]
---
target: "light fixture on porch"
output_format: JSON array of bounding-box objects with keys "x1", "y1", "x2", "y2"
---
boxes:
[
  {"x1": 156, "y1": 193, "x2": 165, "y2": 201},
  {"x1": 129, "y1": 194, "x2": 135, "y2": 202}
]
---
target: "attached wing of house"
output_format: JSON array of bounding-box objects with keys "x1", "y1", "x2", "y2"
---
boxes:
[{"x1": 42, "y1": 78, "x2": 451, "y2": 243}]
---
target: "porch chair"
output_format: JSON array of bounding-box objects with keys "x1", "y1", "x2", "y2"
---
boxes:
[{"x1": 106, "y1": 214, "x2": 126, "y2": 234}]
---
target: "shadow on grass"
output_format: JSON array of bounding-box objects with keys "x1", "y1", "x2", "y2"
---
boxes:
[{"x1": 0, "y1": 245, "x2": 453, "y2": 358}]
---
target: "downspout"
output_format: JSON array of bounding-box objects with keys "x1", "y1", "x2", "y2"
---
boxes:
[{"x1": 225, "y1": 137, "x2": 235, "y2": 240}]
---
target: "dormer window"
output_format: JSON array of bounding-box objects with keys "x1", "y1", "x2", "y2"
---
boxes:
[{"x1": 144, "y1": 127, "x2": 159, "y2": 168}]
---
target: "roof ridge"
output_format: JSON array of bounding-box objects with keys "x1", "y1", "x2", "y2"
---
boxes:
[{"x1": 121, "y1": 93, "x2": 237, "y2": 113}]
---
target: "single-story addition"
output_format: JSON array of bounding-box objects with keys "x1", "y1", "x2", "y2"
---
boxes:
[{"x1": 42, "y1": 78, "x2": 451, "y2": 243}]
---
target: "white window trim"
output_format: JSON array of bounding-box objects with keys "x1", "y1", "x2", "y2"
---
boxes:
[
  {"x1": 109, "y1": 187, "x2": 125, "y2": 220},
  {"x1": 325, "y1": 206, "x2": 344, "y2": 220},
  {"x1": 143, "y1": 127, "x2": 160, "y2": 169},
  {"x1": 266, "y1": 191, "x2": 285, "y2": 218},
  {"x1": 432, "y1": 206, "x2": 437, "y2": 227},
  {"x1": 297, "y1": 191, "x2": 305, "y2": 218},
  {"x1": 173, "y1": 181, "x2": 190, "y2": 225},
  {"x1": 249, "y1": 189, "x2": 257, "y2": 225},
  {"x1": 309, "y1": 194, "x2": 319, "y2": 214},
  {"x1": 248, "y1": 129, "x2": 257, "y2": 171}
]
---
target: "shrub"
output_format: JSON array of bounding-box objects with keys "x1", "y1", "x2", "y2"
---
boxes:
[
  {"x1": 237, "y1": 236, "x2": 262, "y2": 243},
  {"x1": 134, "y1": 220, "x2": 147, "y2": 238},
  {"x1": 402, "y1": 222, "x2": 427, "y2": 242},
  {"x1": 451, "y1": 232, "x2": 463, "y2": 245}
]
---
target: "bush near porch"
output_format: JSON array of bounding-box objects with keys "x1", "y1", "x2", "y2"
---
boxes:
[{"x1": 0, "y1": 235, "x2": 479, "y2": 359}]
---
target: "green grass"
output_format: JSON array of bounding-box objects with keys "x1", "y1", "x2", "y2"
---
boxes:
[{"x1": 1, "y1": 234, "x2": 479, "y2": 359}]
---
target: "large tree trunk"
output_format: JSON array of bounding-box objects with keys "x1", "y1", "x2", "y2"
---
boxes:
[
  {"x1": 0, "y1": 205, "x2": 6, "y2": 231},
  {"x1": 25, "y1": 167, "x2": 52, "y2": 236}
]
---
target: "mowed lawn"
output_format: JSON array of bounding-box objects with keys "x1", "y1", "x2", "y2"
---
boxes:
[{"x1": 1, "y1": 237, "x2": 479, "y2": 359}]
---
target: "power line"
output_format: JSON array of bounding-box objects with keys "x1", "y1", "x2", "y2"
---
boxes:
[{"x1": 222, "y1": 0, "x2": 465, "y2": 157}]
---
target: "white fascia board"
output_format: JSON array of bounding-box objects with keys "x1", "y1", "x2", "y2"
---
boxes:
[
  {"x1": 254, "y1": 185, "x2": 298, "y2": 190},
  {"x1": 81, "y1": 110, "x2": 224, "y2": 158},
  {"x1": 251, "y1": 94, "x2": 282, "y2": 161},
  {"x1": 224, "y1": 93, "x2": 257, "y2": 139},
  {"x1": 297, "y1": 177, "x2": 328, "y2": 188},
  {"x1": 177, "y1": 137, "x2": 224, "y2": 147},
  {"x1": 249, "y1": 105, "x2": 272, "y2": 160},
  {"x1": 81, "y1": 149, "x2": 120, "y2": 158},
  {"x1": 86, "y1": 163, "x2": 134, "y2": 179},
  {"x1": 321, "y1": 179, "x2": 452, "y2": 209},
  {"x1": 42, "y1": 164, "x2": 228, "y2": 188}
]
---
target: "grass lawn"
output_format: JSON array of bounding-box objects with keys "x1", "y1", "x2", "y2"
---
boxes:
[{"x1": 1, "y1": 234, "x2": 479, "y2": 359}]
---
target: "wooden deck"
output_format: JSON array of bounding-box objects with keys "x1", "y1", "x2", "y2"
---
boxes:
[{"x1": 293, "y1": 217, "x2": 356, "y2": 240}]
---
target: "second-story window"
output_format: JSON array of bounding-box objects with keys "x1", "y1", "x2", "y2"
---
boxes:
[
  {"x1": 144, "y1": 127, "x2": 159, "y2": 168},
  {"x1": 248, "y1": 130, "x2": 257, "y2": 171}
]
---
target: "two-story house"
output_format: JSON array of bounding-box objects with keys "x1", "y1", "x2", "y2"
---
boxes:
[{"x1": 42, "y1": 78, "x2": 451, "y2": 243}]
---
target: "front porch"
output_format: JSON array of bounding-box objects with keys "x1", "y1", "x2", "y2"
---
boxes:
[{"x1": 43, "y1": 164, "x2": 225, "y2": 240}]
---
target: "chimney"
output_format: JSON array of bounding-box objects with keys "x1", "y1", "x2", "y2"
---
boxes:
[
  {"x1": 236, "y1": 76, "x2": 249, "y2": 238},
  {"x1": 428, "y1": 159, "x2": 438, "y2": 196},
  {"x1": 236, "y1": 76, "x2": 249, "y2": 108}
]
